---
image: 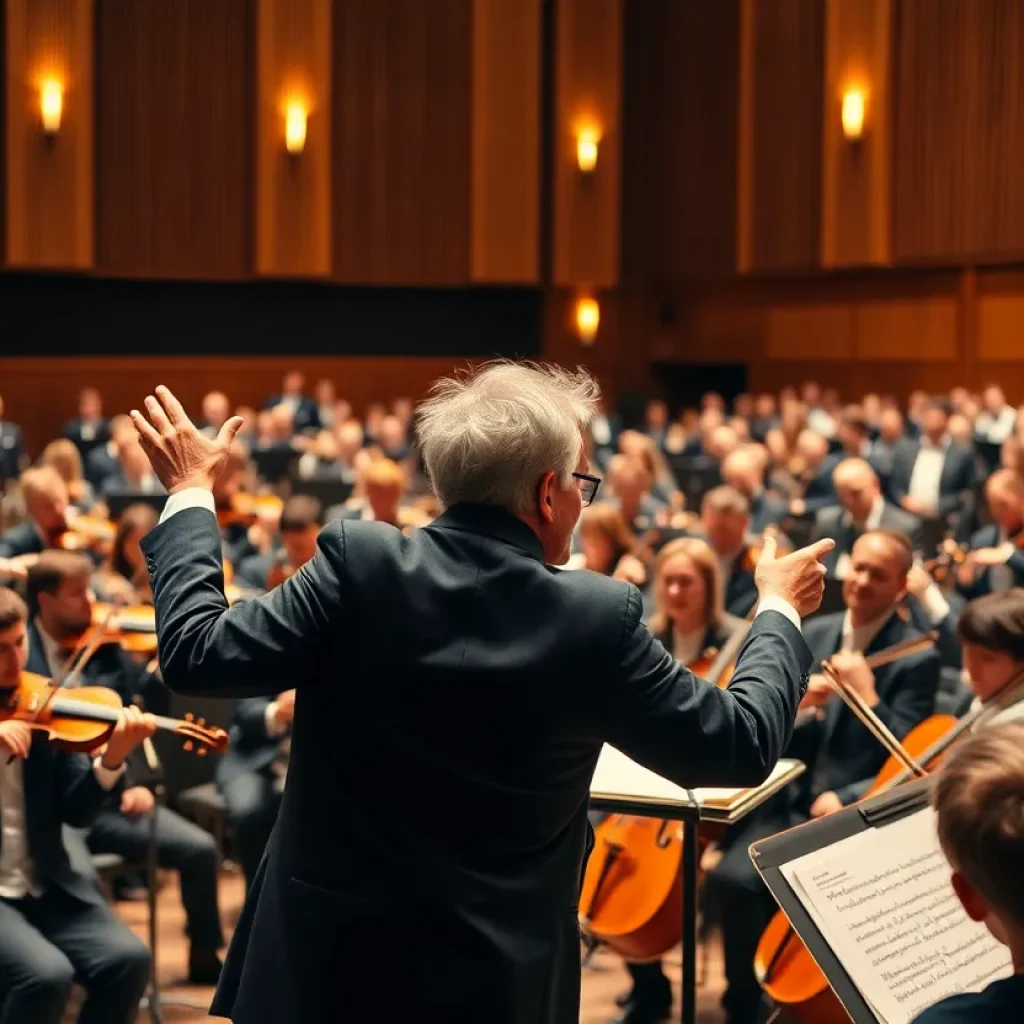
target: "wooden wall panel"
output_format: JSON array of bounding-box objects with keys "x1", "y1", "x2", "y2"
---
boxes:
[
  {"x1": 0, "y1": 355, "x2": 479, "y2": 460},
  {"x1": 621, "y1": 0, "x2": 739, "y2": 283},
  {"x1": 332, "y1": 0, "x2": 472, "y2": 285},
  {"x1": 255, "y1": 0, "x2": 331, "y2": 277},
  {"x1": 821, "y1": 0, "x2": 891, "y2": 267},
  {"x1": 894, "y1": 0, "x2": 1024, "y2": 262},
  {"x1": 470, "y1": 0, "x2": 541, "y2": 283},
  {"x1": 744, "y1": 0, "x2": 824, "y2": 272},
  {"x1": 766, "y1": 304, "x2": 853, "y2": 361},
  {"x1": 552, "y1": 0, "x2": 622, "y2": 288},
  {"x1": 855, "y1": 298, "x2": 956, "y2": 360},
  {"x1": 5, "y1": 0, "x2": 93, "y2": 269},
  {"x1": 96, "y1": 0, "x2": 250, "y2": 279}
]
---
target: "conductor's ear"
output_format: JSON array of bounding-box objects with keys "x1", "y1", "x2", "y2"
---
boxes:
[
  {"x1": 537, "y1": 470, "x2": 557, "y2": 524},
  {"x1": 950, "y1": 871, "x2": 987, "y2": 923}
]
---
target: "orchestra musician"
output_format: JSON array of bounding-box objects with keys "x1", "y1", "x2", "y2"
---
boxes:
[
  {"x1": 337, "y1": 457, "x2": 433, "y2": 532},
  {"x1": 616, "y1": 536, "x2": 748, "y2": 1024},
  {"x1": 39, "y1": 439, "x2": 97, "y2": 513},
  {"x1": 0, "y1": 587, "x2": 154, "y2": 1024},
  {"x1": 84, "y1": 416, "x2": 135, "y2": 495},
  {"x1": 62, "y1": 387, "x2": 110, "y2": 465},
  {"x1": 956, "y1": 469, "x2": 1024, "y2": 598},
  {"x1": 574, "y1": 504, "x2": 648, "y2": 585},
  {"x1": 237, "y1": 494, "x2": 322, "y2": 591},
  {"x1": 24, "y1": 551, "x2": 226, "y2": 985},
  {"x1": 719, "y1": 446, "x2": 789, "y2": 535},
  {"x1": 92, "y1": 503, "x2": 159, "y2": 606},
  {"x1": 697, "y1": 485, "x2": 760, "y2": 617},
  {"x1": 708, "y1": 528, "x2": 939, "y2": 1024},
  {"x1": 786, "y1": 429, "x2": 839, "y2": 519},
  {"x1": 131, "y1": 367, "x2": 833, "y2": 1024},
  {"x1": 0, "y1": 467, "x2": 69, "y2": 558},
  {"x1": 0, "y1": 393, "x2": 24, "y2": 485}
]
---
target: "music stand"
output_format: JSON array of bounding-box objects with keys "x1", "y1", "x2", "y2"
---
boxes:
[{"x1": 588, "y1": 747, "x2": 805, "y2": 1024}]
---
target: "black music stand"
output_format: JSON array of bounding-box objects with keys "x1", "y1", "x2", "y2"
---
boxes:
[{"x1": 588, "y1": 747, "x2": 805, "y2": 1024}]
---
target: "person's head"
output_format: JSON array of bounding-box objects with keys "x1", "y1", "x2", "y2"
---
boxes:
[
  {"x1": 365, "y1": 459, "x2": 406, "y2": 524},
  {"x1": 311, "y1": 430, "x2": 340, "y2": 462},
  {"x1": 728, "y1": 416, "x2": 751, "y2": 443},
  {"x1": 781, "y1": 401, "x2": 807, "y2": 438},
  {"x1": 836, "y1": 406, "x2": 869, "y2": 455},
  {"x1": 721, "y1": 447, "x2": 765, "y2": 498},
  {"x1": 282, "y1": 371, "x2": 305, "y2": 397},
  {"x1": 334, "y1": 399, "x2": 353, "y2": 425},
  {"x1": 801, "y1": 381, "x2": 821, "y2": 407},
  {"x1": 842, "y1": 529, "x2": 912, "y2": 626},
  {"x1": 314, "y1": 378, "x2": 335, "y2": 405},
  {"x1": 111, "y1": 503, "x2": 159, "y2": 582},
  {"x1": 764, "y1": 428, "x2": 789, "y2": 465},
  {"x1": 985, "y1": 470, "x2": 1024, "y2": 533},
  {"x1": 618, "y1": 431, "x2": 667, "y2": 488},
  {"x1": 706, "y1": 425, "x2": 739, "y2": 461},
  {"x1": 948, "y1": 413, "x2": 973, "y2": 445},
  {"x1": 335, "y1": 420, "x2": 364, "y2": 462},
  {"x1": 27, "y1": 551, "x2": 94, "y2": 639},
  {"x1": 39, "y1": 439, "x2": 84, "y2": 487},
  {"x1": 879, "y1": 408, "x2": 905, "y2": 443},
  {"x1": 933, "y1": 721, "x2": 1024, "y2": 953},
  {"x1": 78, "y1": 387, "x2": 102, "y2": 420},
  {"x1": 645, "y1": 400, "x2": 668, "y2": 430},
  {"x1": 607, "y1": 454, "x2": 650, "y2": 513},
  {"x1": 832, "y1": 458, "x2": 881, "y2": 524},
  {"x1": 733, "y1": 393, "x2": 754, "y2": 419},
  {"x1": 377, "y1": 415, "x2": 407, "y2": 455},
  {"x1": 957, "y1": 590, "x2": 1024, "y2": 703},
  {"x1": 652, "y1": 537, "x2": 723, "y2": 634},
  {"x1": 698, "y1": 408, "x2": 725, "y2": 438},
  {"x1": 578, "y1": 505, "x2": 634, "y2": 575},
  {"x1": 117, "y1": 437, "x2": 151, "y2": 481},
  {"x1": 796, "y1": 428, "x2": 829, "y2": 469},
  {"x1": 278, "y1": 495, "x2": 322, "y2": 569},
  {"x1": 983, "y1": 385, "x2": 1008, "y2": 414},
  {"x1": 202, "y1": 391, "x2": 231, "y2": 430},
  {"x1": 269, "y1": 404, "x2": 295, "y2": 439},
  {"x1": 908, "y1": 389, "x2": 929, "y2": 418},
  {"x1": 20, "y1": 466, "x2": 69, "y2": 536},
  {"x1": 0, "y1": 589, "x2": 28, "y2": 690},
  {"x1": 921, "y1": 396, "x2": 952, "y2": 443},
  {"x1": 108, "y1": 414, "x2": 135, "y2": 447},
  {"x1": 701, "y1": 392, "x2": 725, "y2": 414},
  {"x1": 392, "y1": 397, "x2": 414, "y2": 427},
  {"x1": 861, "y1": 393, "x2": 881, "y2": 423},
  {"x1": 754, "y1": 393, "x2": 776, "y2": 420},
  {"x1": 416, "y1": 362, "x2": 599, "y2": 565},
  {"x1": 700, "y1": 486, "x2": 750, "y2": 557}
]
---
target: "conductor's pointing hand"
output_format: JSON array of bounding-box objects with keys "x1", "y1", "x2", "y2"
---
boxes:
[
  {"x1": 131, "y1": 385, "x2": 244, "y2": 494},
  {"x1": 754, "y1": 529, "x2": 834, "y2": 619}
]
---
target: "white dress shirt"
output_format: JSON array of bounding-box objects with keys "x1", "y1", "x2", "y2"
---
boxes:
[
  {"x1": 907, "y1": 437, "x2": 948, "y2": 514},
  {"x1": 159, "y1": 488, "x2": 803, "y2": 631},
  {"x1": 975, "y1": 406, "x2": 1017, "y2": 444},
  {"x1": 988, "y1": 527, "x2": 1014, "y2": 594},
  {"x1": 840, "y1": 608, "x2": 892, "y2": 653}
]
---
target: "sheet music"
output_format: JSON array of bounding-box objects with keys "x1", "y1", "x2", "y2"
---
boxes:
[{"x1": 781, "y1": 807, "x2": 1012, "y2": 1023}]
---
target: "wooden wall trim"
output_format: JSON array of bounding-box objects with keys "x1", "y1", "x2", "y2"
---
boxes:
[
  {"x1": 255, "y1": 0, "x2": 332, "y2": 277},
  {"x1": 5, "y1": 0, "x2": 94, "y2": 269},
  {"x1": 735, "y1": 0, "x2": 755, "y2": 274}
]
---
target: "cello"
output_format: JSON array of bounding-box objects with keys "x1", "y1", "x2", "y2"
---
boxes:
[
  {"x1": 577, "y1": 621, "x2": 752, "y2": 960},
  {"x1": 753, "y1": 651, "x2": 1024, "y2": 1022}
]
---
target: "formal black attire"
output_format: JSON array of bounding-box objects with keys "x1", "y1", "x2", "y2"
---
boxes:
[
  {"x1": 887, "y1": 439, "x2": 978, "y2": 521},
  {"x1": 798, "y1": 455, "x2": 841, "y2": 514},
  {"x1": 62, "y1": 418, "x2": 111, "y2": 464},
  {"x1": 262, "y1": 395, "x2": 320, "y2": 433},
  {"x1": 142, "y1": 500, "x2": 812, "y2": 1024},
  {"x1": 748, "y1": 491, "x2": 789, "y2": 535},
  {"x1": 0, "y1": 420, "x2": 22, "y2": 483},
  {"x1": 957, "y1": 524, "x2": 1024, "y2": 600},
  {"x1": 84, "y1": 443, "x2": 119, "y2": 493},
  {"x1": 0, "y1": 519, "x2": 45, "y2": 559},
  {"x1": 810, "y1": 501, "x2": 925, "y2": 576}
]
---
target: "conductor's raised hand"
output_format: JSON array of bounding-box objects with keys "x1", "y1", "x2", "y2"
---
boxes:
[
  {"x1": 754, "y1": 529, "x2": 834, "y2": 619},
  {"x1": 130, "y1": 385, "x2": 244, "y2": 494}
]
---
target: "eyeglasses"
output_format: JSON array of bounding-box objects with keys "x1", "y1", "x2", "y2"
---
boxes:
[{"x1": 573, "y1": 472, "x2": 602, "y2": 507}]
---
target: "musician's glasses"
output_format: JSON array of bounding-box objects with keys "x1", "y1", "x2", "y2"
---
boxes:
[{"x1": 573, "y1": 472, "x2": 602, "y2": 507}]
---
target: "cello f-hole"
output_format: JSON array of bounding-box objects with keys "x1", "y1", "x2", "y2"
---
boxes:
[{"x1": 655, "y1": 820, "x2": 674, "y2": 849}]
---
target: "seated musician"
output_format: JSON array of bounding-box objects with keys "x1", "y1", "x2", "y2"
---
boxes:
[
  {"x1": 83, "y1": 415, "x2": 135, "y2": 494},
  {"x1": 39, "y1": 439, "x2": 97, "y2": 512},
  {"x1": 0, "y1": 392, "x2": 25, "y2": 484},
  {"x1": 212, "y1": 443, "x2": 263, "y2": 567},
  {"x1": 337, "y1": 458, "x2": 432, "y2": 532},
  {"x1": 956, "y1": 469, "x2": 1024, "y2": 599},
  {"x1": 25, "y1": 551, "x2": 226, "y2": 985},
  {"x1": 698, "y1": 485, "x2": 759, "y2": 617},
  {"x1": 92, "y1": 503, "x2": 158, "y2": 605},
  {"x1": 100, "y1": 436, "x2": 164, "y2": 497},
  {"x1": 237, "y1": 494, "x2": 322, "y2": 590},
  {"x1": 198, "y1": 390, "x2": 232, "y2": 440},
  {"x1": 913, "y1": 721, "x2": 1024, "y2": 1023},
  {"x1": 0, "y1": 587, "x2": 153, "y2": 1024},
  {"x1": 708, "y1": 528, "x2": 939, "y2": 1024},
  {"x1": 787, "y1": 429, "x2": 840, "y2": 519},
  {"x1": 604, "y1": 454, "x2": 667, "y2": 533},
  {"x1": 615, "y1": 536, "x2": 748, "y2": 1024},
  {"x1": 810, "y1": 458, "x2": 923, "y2": 578},
  {"x1": 720, "y1": 446, "x2": 788, "y2": 534},
  {"x1": 0, "y1": 466, "x2": 70, "y2": 559},
  {"x1": 62, "y1": 386, "x2": 110, "y2": 464},
  {"x1": 575, "y1": 504, "x2": 647, "y2": 586}
]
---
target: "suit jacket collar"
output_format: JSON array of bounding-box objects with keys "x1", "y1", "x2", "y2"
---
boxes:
[
  {"x1": 431, "y1": 504, "x2": 546, "y2": 563},
  {"x1": 26, "y1": 620, "x2": 51, "y2": 677}
]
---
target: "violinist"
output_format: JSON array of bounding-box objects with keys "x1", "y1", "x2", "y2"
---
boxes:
[
  {"x1": 604, "y1": 454, "x2": 667, "y2": 534},
  {"x1": 337, "y1": 458, "x2": 432, "y2": 533},
  {"x1": 574, "y1": 505, "x2": 647, "y2": 586},
  {"x1": 99, "y1": 435, "x2": 163, "y2": 498},
  {"x1": 237, "y1": 494, "x2": 322, "y2": 590},
  {"x1": 25, "y1": 552, "x2": 226, "y2": 984},
  {"x1": 699, "y1": 485, "x2": 759, "y2": 617},
  {"x1": 0, "y1": 587, "x2": 153, "y2": 1024},
  {"x1": 957, "y1": 469, "x2": 1024, "y2": 599},
  {"x1": 786, "y1": 429, "x2": 839, "y2": 519},
  {"x1": 83, "y1": 415, "x2": 134, "y2": 494},
  {"x1": 707, "y1": 528, "x2": 939, "y2": 1024},
  {"x1": 39, "y1": 439, "x2": 97, "y2": 512},
  {"x1": 92, "y1": 503, "x2": 159, "y2": 606},
  {"x1": 720, "y1": 446, "x2": 789, "y2": 535},
  {"x1": 614, "y1": 537, "x2": 748, "y2": 1024},
  {"x1": 0, "y1": 466, "x2": 69, "y2": 559}
]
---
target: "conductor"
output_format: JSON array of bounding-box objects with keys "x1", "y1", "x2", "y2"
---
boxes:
[{"x1": 130, "y1": 363, "x2": 833, "y2": 1024}]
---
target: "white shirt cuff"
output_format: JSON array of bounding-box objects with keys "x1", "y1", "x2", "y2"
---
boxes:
[
  {"x1": 92, "y1": 757, "x2": 127, "y2": 790},
  {"x1": 264, "y1": 702, "x2": 287, "y2": 738},
  {"x1": 918, "y1": 583, "x2": 951, "y2": 625},
  {"x1": 755, "y1": 595, "x2": 801, "y2": 632},
  {"x1": 159, "y1": 487, "x2": 216, "y2": 524}
]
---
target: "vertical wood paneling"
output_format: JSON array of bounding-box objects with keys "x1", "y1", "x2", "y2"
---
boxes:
[
  {"x1": 821, "y1": 0, "x2": 891, "y2": 267},
  {"x1": 470, "y1": 0, "x2": 541, "y2": 283},
  {"x1": 96, "y1": 0, "x2": 250, "y2": 279},
  {"x1": 332, "y1": 0, "x2": 472, "y2": 285},
  {"x1": 552, "y1": 0, "x2": 622, "y2": 288},
  {"x1": 749, "y1": 0, "x2": 824, "y2": 272},
  {"x1": 5, "y1": 0, "x2": 93, "y2": 268},
  {"x1": 894, "y1": 0, "x2": 1024, "y2": 262},
  {"x1": 255, "y1": 0, "x2": 331, "y2": 277},
  {"x1": 736, "y1": 0, "x2": 755, "y2": 273}
]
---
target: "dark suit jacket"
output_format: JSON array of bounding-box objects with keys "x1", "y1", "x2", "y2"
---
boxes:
[
  {"x1": 142, "y1": 501, "x2": 812, "y2": 1024},
  {"x1": 725, "y1": 557, "x2": 758, "y2": 618},
  {"x1": 789, "y1": 611, "x2": 939, "y2": 810},
  {"x1": 800, "y1": 456, "x2": 841, "y2": 514},
  {"x1": 262, "y1": 395, "x2": 320, "y2": 433},
  {"x1": 957, "y1": 524, "x2": 1024, "y2": 600},
  {"x1": 84, "y1": 443, "x2": 119, "y2": 492},
  {"x1": 0, "y1": 520, "x2": 44, "y2": 559},
  {"x1": 0, "y1": 420, "x2": 22, "y2": 481},
  {"x1": 62, "y1": 417, "x2": 110, "y2": 462},
  {"x1": 217, "y1": 698, "x2": 290, "y2": 783},
  {"x1": 749, "y1": 491, "x2": 789, "y2": 535},
  {"x1": 888, "y1": 439, "x2": 977, "y2": 518},
  {"x1": 236, "y1": 551, "x2": 277, "y2": 591},
  {"x1": 811, "y1": 502, "x2": 925, "y2": 576}
]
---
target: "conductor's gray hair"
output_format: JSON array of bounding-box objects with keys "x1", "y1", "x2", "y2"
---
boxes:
[{"x1": 416, "y1": 360, "x2": 601, "y2": 516}]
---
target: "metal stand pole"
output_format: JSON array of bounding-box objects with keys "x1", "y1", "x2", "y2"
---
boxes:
[{"x1": 681, "y1": 813, "x2": 699, "y2": 1024}]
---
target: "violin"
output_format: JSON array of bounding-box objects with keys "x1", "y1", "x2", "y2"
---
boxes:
[
  {"x1": 217, "y1": 492, "x2": 283, "y2": 529},
  {"x1": 1, "y1": 671, "x2": 227, "y2": 755},
  {"x1": 62, "y1": 603, "x2": 159, "y2": 657},
  {"x1": 55, "y1": 512, "x2": 117, "y2": 553}
]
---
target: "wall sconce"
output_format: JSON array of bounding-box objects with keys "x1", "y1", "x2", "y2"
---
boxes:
[
  {"x1": 284, "y1": 100, "x2": 307, "y2": 155},
  {"x1": 841, "y1": 88, "x2": 866, "y2": 141},
  {"x1": 576, "y1": 129, "x2": 600, "y2": 173},
  {"x1": 40, "y1": 79, "x2": 63, "y2": 135},
  {"x1": 575, "y1": 296, "x2": 600, "y2": 345}
]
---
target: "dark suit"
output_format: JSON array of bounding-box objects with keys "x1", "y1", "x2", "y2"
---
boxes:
[
  {"x1": 957, "y1": 524, "x2": 1024, "y2": 600},
  {"x1": 0, "y1": 520, "x2": 44, "y2": 559},
  {"x1": 800, "y1": 455, "x2": 841, "y2": 514},
  {"x1": 62, "y1": 418, "x2": 110, "y2": 463},
  {"x1": 888, "y1": 439, "x2": 977, "y2": 520},
  {"x1": 0, "y1": 420, "x2": 22, "y2": 482},
  {"x1": 262, "y1": 395, "x2": 320, "y2": 433},
  {"x1": 84, "y1": 443, "x2": 119, "y2": 493},
  {"x1": 810, "y1": 501, "x2": 925, "y2": 576},
  {"x1": 724, "y1": 554, "x2": 758, "y2": 618},
  {"x1": 748, "y1": 491, "x2": 789, "y2": 535},
  {"x1": 0, "y1": 698, "x2": 150, "y2": 1024},
  {"x1": 142, "y1": 501, "x2": 811, "y2": 1024}
]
